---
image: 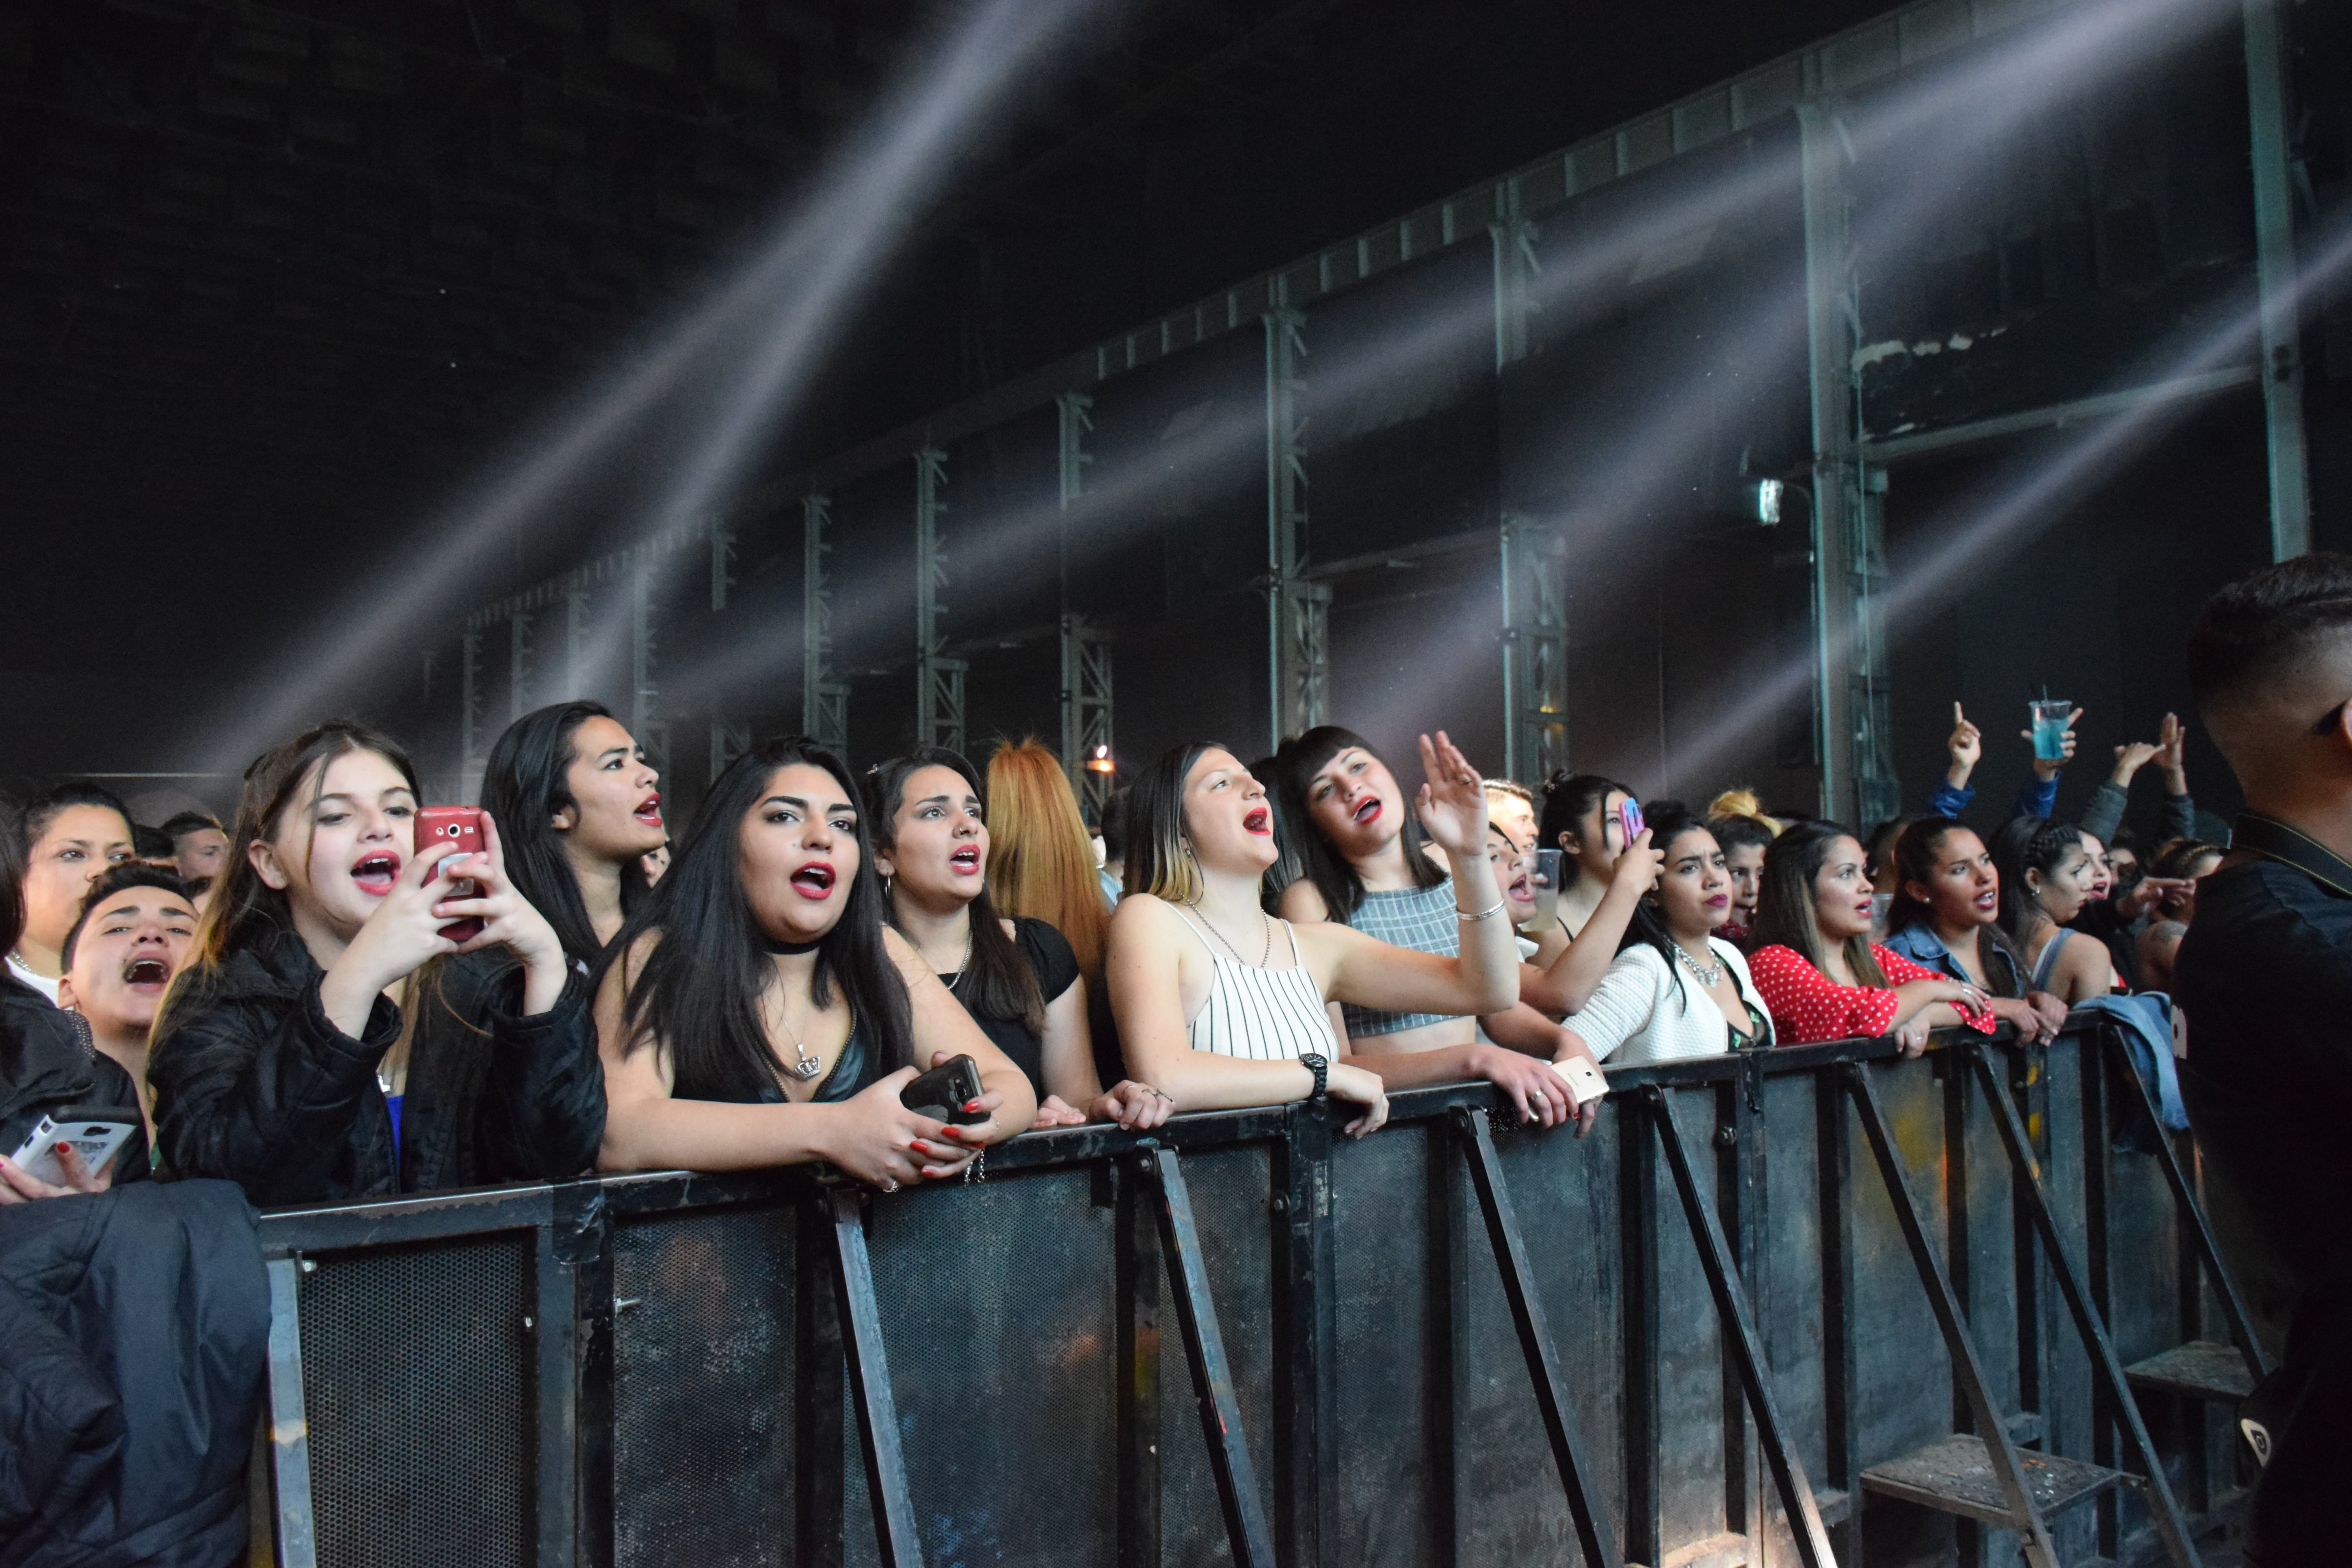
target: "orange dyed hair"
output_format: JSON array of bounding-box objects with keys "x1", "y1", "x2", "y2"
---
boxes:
[{"x1": 984, "y1": 738, "x2": 1111, "y2": 982}]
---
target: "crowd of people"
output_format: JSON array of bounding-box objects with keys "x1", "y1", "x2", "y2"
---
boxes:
[{"x1": 0, "y1": 667, "x2": 2224, "y2": 1209}]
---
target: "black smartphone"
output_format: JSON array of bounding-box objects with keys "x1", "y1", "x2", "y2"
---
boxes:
[{"x1": 901, "y1": 1055, "x2": 989, "y2": 1125}]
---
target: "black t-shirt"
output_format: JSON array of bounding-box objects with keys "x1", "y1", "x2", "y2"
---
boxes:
[
  {"x1": 2175, "y1": 856, "x2": 2352, "y2": 1296},
  {"x1": 940, "y1": 917, "x2": 1081, "y2": 1101}
]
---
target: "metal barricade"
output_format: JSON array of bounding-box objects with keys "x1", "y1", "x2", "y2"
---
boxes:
[{"x1": 251, "y1": 1021, "x2": 2247, "y2": 1568}]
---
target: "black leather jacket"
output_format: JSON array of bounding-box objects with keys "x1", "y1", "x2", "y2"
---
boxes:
[
  {"x1": 149, "y1": 923, "x2": 603, "y2": 1205},
  {"x1": 0, "y1": 980, "x2": 150, "y2": 1185}
]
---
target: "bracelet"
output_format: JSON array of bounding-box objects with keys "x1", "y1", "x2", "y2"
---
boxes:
[{"x1": 1455, "y1": 896, "x2": 1509, "y2": 923}]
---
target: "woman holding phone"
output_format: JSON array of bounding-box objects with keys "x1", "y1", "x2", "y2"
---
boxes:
[
  {"x1": 1746, "y1": 820, "x2": 1996, "y2": 1054},
  {"x1": 863, "y1": 745, "x2": 1167, "y2": 1130},
  {"x1": 149, "y1": 720, "x2": 598, "y2": 1204},
  {"x1": 1104, "y1": 733, "x2": 1524, "y2": 1137},
  {"x1": 1510, "y1": 772, "x2": 1666, "y2": 1016},
  {"x1": 479, "y1": 700, "x2": 666, "y2": 968},
  {"x1": 1271, "y1": 726, "x2": 1597, "y2": 1129},
  {"x1": 593, "y1": 736, "x2": 1036, "y2": 1188}
]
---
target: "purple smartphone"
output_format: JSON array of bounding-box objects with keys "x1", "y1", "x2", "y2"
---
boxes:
[{"x1": 1619, "y1": 796, "x2": 1646, "y2": 844}]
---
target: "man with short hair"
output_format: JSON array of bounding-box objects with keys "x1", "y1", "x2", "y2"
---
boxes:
[
  {"x1": 159, "y1": 810, "x2": 229, "y2": 886},
  {"x1": 2176, "y1": 552, "x2": 2352, "y2": 1565},
  {"x1": 57, "y1": 864, "x2": 197, "y2": 1141}
]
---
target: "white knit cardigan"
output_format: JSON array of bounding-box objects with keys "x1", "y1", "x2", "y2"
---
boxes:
[{"x1": 1571, "y1": 938, "x2": 1768, "y2": 1068}]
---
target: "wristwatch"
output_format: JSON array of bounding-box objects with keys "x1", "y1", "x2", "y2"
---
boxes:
[{"x1": 1299, "y1": 1052, "x2": 1329, "y2": 1102}]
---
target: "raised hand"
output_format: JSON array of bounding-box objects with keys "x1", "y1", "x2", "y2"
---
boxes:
[
  {"x1": 1411, "y1": 730, "x2": 1491, "y2": 857},
  {"x1": 2156, "y1": 711, "x2": 2187, "y2": 790},
  {"x1": 2110, "y1": 740, "x2": 2161, "y2": 786},
  {"x1": 1947, "y1": 702, "x2": 1983, "y2": 783},
  {"x1": 432, "y1": 812, "x2": 568, "y2": 1012},
  {"x1": 2025, "y1": 707, "x2": 2083, "y2": 780}
]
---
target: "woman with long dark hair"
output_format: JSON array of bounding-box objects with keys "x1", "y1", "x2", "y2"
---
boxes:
[
  {"x1": 593, "y1": 736, "x2": 1036, "y2": 1188},
  {"x1": 1514, "y1": 771, "x2": 1666, "y2": 1014},
  {"x1": 865, "y1": 746, "x2": 1166, "y2": 1130},
  {"x1": 479, "y1": 700, "x2": 665, "y2": 967},
  {"x1": 1880, "y1": 818, "x2": 2066, "y2": 1043},
  {"x1": 1104, "y1": 734, "x2": 1526, "y2": 1136},
  {"x1": 149, "y1": 720, "x2": 597, "y2": 1203},
  {"x1": 1746, "y1": 820, "x2": 1994, "y2": 1053},
  {"x1": 1554, "y1": 803, "x2": 1774, "y2": 1066},
  {"x1": 1271, "y1": 726, "x2": 1595, "y2": 1127},
  {"x1": 1990, "y1": 817, "x2": 2121, "y2": 1005}
]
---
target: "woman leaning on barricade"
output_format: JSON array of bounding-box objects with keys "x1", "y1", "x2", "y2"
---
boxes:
[
  {"x1": 592, "y1": 736, "x2": 1035, "y2": 1192},
  {"x1": 148, "y1": 720, "x2": 600, "y2": 1204},
  {"x1": 1103, "y1": 732, "x2": 1520, "y2": 1137},
  {"x1": 1744, "y1": 819, "x2": 1996, "y2": 1057},
  {"x1": 863, "y1": 744, "x2": 1167, "y2": 1131}
]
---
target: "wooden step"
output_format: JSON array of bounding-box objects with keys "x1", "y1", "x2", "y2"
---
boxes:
[
  {"x1": 1860, "y1": 1433, "x2": 2129, "y2": 1528},
  {"x1": 2124, "y1": 1339, "x2": 2257, "y2": 1403}
]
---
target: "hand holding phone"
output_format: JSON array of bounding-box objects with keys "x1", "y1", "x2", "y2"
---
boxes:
[
  {"x1": 1618, "y1": 796, "x2": 1646, "y2": 844},
  {"x1": 900, "y1": 1054, "x2": 989, "y2": 1125},
  {"x1": 8, "y1": 1106, "x2": 138, "y2": 1188},
  {"x1": 414, "y1": 806, "x2": 486, "y2": 944},
  {"x1": 1549, "y1": 1056, "x2": 1609, "y2": 1106}
]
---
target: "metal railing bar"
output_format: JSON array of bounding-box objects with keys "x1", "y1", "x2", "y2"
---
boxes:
[
  {"x1": 1642, "y1": 1086, "x2": 1837, "y2": 1568},
  {"x1": 1453, "y1": 1106, "x2": 1624, "y2": 1568},
  {"x1": 1843, "y1": 1061, "x2": 2063, "y2": 1568},
  {"x1": 826, "y1": 1188, "x2": 926, "y2": 1568},
  {"x1": 1964, "y1": 1043, "x2": 2204, "y2": 1568},
  {"x1": 264, "y1": 1255, "x2": 320, "y2": 1568},
  {"x1": 1143, "y1": 1146, "x2": 1278, "y2": 1568}
]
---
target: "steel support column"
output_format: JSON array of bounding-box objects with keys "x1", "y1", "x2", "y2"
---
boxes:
[
  {"x1": 1499, "y1": 514, "x2": 1568, "y2": 785},
  {"x1": 1489, "y1": 178, "x2": 1539, "y2": 370},
  {"x1": 508, "y1": 613, "x2": 533, "y2": 724},
  {"x1": 459, "y1": 624, "x2": 484, "y2": 783},
  {"x1": 1799, "y1": 102, "x2": 1886, "y2": 826},
  {"x1": 2245, "y1": 0, "x2": 2310, "y2": 560},
  {"x1": 564, "y1": 586, "x2": 590, "y2": 703},
  {"x1": 1057, "y1": 391, "x2": 1111, "y2": 806},
  {"x1": 802, "y1": 495, "x2": 848, "y2": 753},
  {"x1": 709, "y1": 721, "x2": 749, "y2": 786},
  {"x1": 709, "y1": 513, "x2": 736, "y2": 612},
  {"x1": 629, "y1": 559, "x2": 664, "y2": 770},
  {"x1": 915, "y1": 448, "x2": 966, "y2": 752},
  {"x1": 1264, "y1": 305, "x2": 1327, "y2": 749}
]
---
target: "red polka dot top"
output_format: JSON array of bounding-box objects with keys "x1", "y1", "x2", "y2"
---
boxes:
[{"x1": 1747, "y1": 943, "x2": 1998, "y2": 1046}]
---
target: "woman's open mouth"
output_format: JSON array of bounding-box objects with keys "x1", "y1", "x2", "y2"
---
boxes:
[
  {"x1": 1242, "y1": 806, "x2": 1271, "y2": 835},
  {"x1": 634, "y1": 794, "x2": 663, "y2": 826},
  {"x1": 1973, "y1": 888, "x2": 1998, "y2": 912},
  {"x1": 351, "y1": 853, "x2": 400, "y2": 895},
  {"x1": 122, "y1": 956, "x2": 171, "y2": 989},
  {"x1": 948, "y1": 846, "x2": 981, "y2": 875},
  {"x1": 1351, "y1": 797, "x2": 1382, "y2": 825},
  {"x1": 789, "y1": 862, "x2": 836, "y2": 899}
]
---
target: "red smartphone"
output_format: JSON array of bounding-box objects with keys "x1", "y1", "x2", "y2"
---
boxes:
[{"x1": 414, "y1": 806, "x2": 486, "y2": 944}]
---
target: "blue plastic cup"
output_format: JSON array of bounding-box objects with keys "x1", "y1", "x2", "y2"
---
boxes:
[{"x1": 2031, "y1": 700, "x2": 2072, "y2": 761}]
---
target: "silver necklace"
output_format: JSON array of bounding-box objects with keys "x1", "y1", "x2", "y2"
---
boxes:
[
  {"x1": 778, "y1": 1009, "x2": 826, "y2": 1081},
  {"x1": 1189, "y1": 897, "x2": 1273, "y2": 967},
  {"x1": 1673, "y1": 941, "x2": 1725, "y2": 988},
  {"x1": 943, "y1": 926, "x2": 975, "y2": 991}
]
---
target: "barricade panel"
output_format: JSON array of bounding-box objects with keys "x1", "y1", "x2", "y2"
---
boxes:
[
  {"x1": 297, "y1": 1233, "x2": 533, "y2": 1568},
  {"x1": 1159, "y1": 1139, "x2": 1278, "y2": 1565}
]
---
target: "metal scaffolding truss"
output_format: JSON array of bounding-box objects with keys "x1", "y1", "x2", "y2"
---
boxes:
[
  {"x1": 629, "y1": 559, "x2": 667, "y2": 772},
  {"x1": 1498, "y1": 516, "x2": 1568, "y2": 786},
  {"x1": 508, "y1": 613, "x2": 533, "y2": 724},
  {"x1": 1061, "y1": 613, "x2": 1115, "y2": 820},
  {"x1": 803, "y1": 494, "x2": 848, "y2": 754},
  {"x1": 1264, "y1": 305, "x2": 1328, "y2": 748},
  {"x1": 914, "y1": 447, "x2": 966, "y2": 753}
]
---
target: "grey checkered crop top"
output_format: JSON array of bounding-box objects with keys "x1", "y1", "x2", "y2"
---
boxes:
[{"x1": 1339, "y1": 875, "x2": 1463, "y2": 1039}]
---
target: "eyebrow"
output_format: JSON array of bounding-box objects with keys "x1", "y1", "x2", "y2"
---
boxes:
[
  {"x1": 764, "y1": 794, "x2": 856, "y2": 815},
  {"x1": 596, "y1": 746, "x2": 630, "y2": 763}
]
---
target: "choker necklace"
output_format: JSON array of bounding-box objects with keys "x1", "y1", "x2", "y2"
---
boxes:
[
  {"x1": 1673, "y1": 941, "x2": 1725, "y2": 988},
  {"x1": 760, "y1": 934, "x2": 824, "y2": 956}
]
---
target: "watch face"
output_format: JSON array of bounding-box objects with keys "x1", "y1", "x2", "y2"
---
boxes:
[{"x1": 1299, "y1": 1052, "x2": 1327, "y2": 1069}]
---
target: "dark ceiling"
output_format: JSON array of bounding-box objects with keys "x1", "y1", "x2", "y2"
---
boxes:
[{"x1": 0, "y1": 0, "x2": 1900, "y2": 768}]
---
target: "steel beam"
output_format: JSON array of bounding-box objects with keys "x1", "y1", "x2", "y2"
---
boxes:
[
  {"x1": 1860, "y1": 366, "x2": 2260, "y2": 462},
  {"x1": 802, "y1": 495, "x2": 848, "y2": 753},
  {"x1": 710, "y1": 513, "x2": 736, "y2": 613},
  {"x1": 565, "y1": 587, "x2": 590, "y2": 703},
  {"x1": 2243, "y1": 0, "x2": 2311, "y2": 560},
  {"x1": 509, "y1": 613, "x2": 534, "y2": 724},
  {"x1": 1800, "y1": 102, "x2": 1861, "y2": 826},
  {"x1": 1489, "y1": 178, "x2": 1539, "y2": 369},
  {"x1": 629, "y1": 561, "x2": 663, "y2": 771},
  {"x1": 1062, "y1": 613, "x2": 1115, "y2": 818},
  {"x1": 709, "y1": 720, "x2": 749, "y2": 786},
  {"x1": 1264, "y1": 305, "x2": 1327, "y2": 749},
  {"x1": 460, "y1": 626, "x2": 484, "y2": 784},
  {"x1": 915, "y1": 447, "x2": 966, "y2": 752},
  {"x1": 1498, "y1": 515, "x2": 1568, "y2": 785}
]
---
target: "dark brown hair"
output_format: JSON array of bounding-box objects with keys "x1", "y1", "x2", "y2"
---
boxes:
[{"x1": 1753, "y1": 820, "x2": 1887, "y2": 987}]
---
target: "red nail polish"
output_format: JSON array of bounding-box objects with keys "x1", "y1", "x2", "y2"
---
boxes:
[{"x1": 961, "y1": 1098, "x2": 982, "y2": 1112}]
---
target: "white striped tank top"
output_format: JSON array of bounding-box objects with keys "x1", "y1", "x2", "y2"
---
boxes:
[{"x1": 1170, "y1": 908, "x2": 1338, "y2": 1061}]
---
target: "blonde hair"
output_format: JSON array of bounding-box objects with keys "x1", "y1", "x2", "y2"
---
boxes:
[
  {"x1": 1707, "y1": 787, "x2": 1782, "y2": 836},
  {"x1": 985, "y1": 738, "x2": 1112, "y2": 982}
]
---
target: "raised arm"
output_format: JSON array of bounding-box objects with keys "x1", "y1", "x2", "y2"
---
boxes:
[{"x1": 1518, "y1": 828, "x2": 1663, "y2": 1017}]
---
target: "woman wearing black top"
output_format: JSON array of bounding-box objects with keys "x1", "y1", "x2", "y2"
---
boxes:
[
  {"x1": 148, "y1": 720, "x2": 599, "y2": 1205},
  {"x1": 479, "y1": 701, "x2": 665, "y2": 966},
  {"x1": 594, "y1": 737, "x2": 1035, "y2": 1189},
  {"x1": 864, "y1": 748, "x2": 1169, "y2": 1131}
]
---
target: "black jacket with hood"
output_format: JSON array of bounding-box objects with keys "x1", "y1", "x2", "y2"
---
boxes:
[
  {"x1": 148, "y1": 921, "x2": 603, "y2": 1205},
  {"x1": 0, "y1": 979, "x2": 150, "y2": 1185}
]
